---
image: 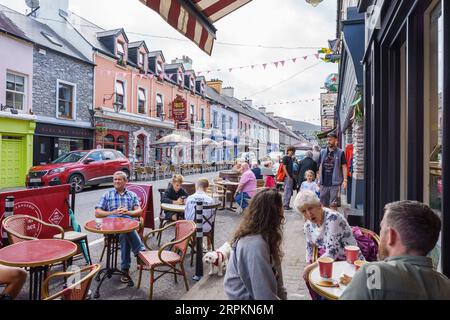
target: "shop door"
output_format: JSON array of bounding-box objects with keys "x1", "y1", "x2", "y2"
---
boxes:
[
  {"x1": 0, "y1": 136, "x2": 24, "y2": 188},
  {"x1": 34, "y1": 136, "x2": 54, "y2": 165}
]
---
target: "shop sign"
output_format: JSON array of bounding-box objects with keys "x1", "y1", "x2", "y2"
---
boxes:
[
  {"x1": 172, "y1": 95, "x2": 187, "y2": 121},
  {"x1": 177, "y1": 122, "x2": 190, "y2": 131}
]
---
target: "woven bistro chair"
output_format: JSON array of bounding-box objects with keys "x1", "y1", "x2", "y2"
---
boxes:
[
  {"x1": 311, "y1": 227, "x2": 380, "y2": 262},
  {"x1": 207, "y1": 184, "x2": 228, "y2": 210},
  {"x1": 156, "y1": 187, "x2": 173, "y2": 246},
  {"x1": 41, "y1": 264, "x2": 101, "y2": 300},
  {"x1": 137, "y1": 220, "x2": 196, "y2": 300},
  {"x1": 144, "y1": 166, "x2": 154, "y2": 181},
  {"x1": 135, "y1": 167, "x2": 146, "y2": 181},
  {"x1": 189, "y1": 202, "x2": 221, "y2": 266}
]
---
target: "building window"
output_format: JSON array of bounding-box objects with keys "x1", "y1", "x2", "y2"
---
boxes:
[
  {"x1": 190, "y1": 104, "x2": 195, "y2": 122},
  {"x1": 138, "y1": 52, "x2": 145, "y2": 68},
  {"x1": 200, "y1": 108, "x2": 205, "y2": 127},
  {"x1": 115, "y1": 80, "x2": 125, "y2": 109},
  {"x1": 190, "y1": 77, "x2": 195, "y2": 91},
  {"x1": 156, "y1": 60, "x2": 163, "y2": 74},
  {"x1": 229, "y1": 117, "x2": 233, "y2": 130},
  {"x1": 245, "y1": 123, "x2": 247, "y2": 133},
  {"x1": 178, "y1": 71, "x2": 183, "y2": 87},
  {"x1": 221, "y1": 115, "x2": 226, "y2": 133},
  {"x1": 57, "y1": 81, "x2": 75, "y2": 119},
  {"x1": 213, "y1": 111, "x2": 218, "y2": 128},
  {"x1": 138, "y1": 88, "x2": 146, "y2": 114},
  {"x1": 6, "y1": 72, "x2": 25, "y2": 110},
  {"x1": 156, "y1": 94, "x2": 163, "y2": 118},
  {"x1": 117, "y1": 41, "x2": 125, "y2": 62}
]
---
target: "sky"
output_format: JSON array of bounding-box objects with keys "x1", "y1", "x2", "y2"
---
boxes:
[{"x1": 0, "y1": 0, "x2": 338, "y2": 125}]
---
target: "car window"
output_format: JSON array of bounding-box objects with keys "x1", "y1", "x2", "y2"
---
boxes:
[
  {"x1": 86, "y1": 151, "x2": 103, "y2": 162},
  {"x1": 115, "y1": 150, "x2": 126, "y2": 159},
  {"x1": 52, "y1": 151, "x2": 88, "y2": 163},
  {"x1": 103, "y1": 150, "x2": 117, "y2": 161}
]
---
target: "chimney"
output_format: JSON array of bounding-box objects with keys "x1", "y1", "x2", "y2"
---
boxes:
[
  {"x1": 242, "y1": 99, "x2": 253, "y2": 107},
  {"x1": 172, "y1": 55, "x2": 193, "y2": 70},
  {"x1": 206, "y1": 79, "x2": 223, "y2": 94},
  {"x1": 222, "y1": 86, "x2": 234, "y2": 97},
  {"x1": 258, "y1": 107, "x2": 266, "y2": 114}
]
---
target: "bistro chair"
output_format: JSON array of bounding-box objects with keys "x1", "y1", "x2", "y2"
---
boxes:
[
  {"x1": 135, "y1": 167, "x2": 146, "y2": 181},
  {"x1": 207, "y1": 184, "x2": 228, "y2": 210},
  {"x1": 41, "y1": 264, "x2": 101, "y2": 300},
  {"x1": 144, "y1": 166, "x2": 154, "y2": 181},
  {"x1": 137, "y1": 220, "x2": 196, "y2": 300},
  {"x1": 157, "y1": 187, "x2": 172, "y2": 246},
  {"x1": 311, "y1": 227, "x2": 380, "y2": 262},
  {"x1": 189, "y1": 203, "x2": 221, "y2": 266}
]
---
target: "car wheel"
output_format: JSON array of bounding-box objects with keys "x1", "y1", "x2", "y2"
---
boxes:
[
  {"x1": 69, "y1": 174, "x2": 85, "y2": 193},
  {"x1": 122, "y1": 169, "x2": 130, "y2": 180}
]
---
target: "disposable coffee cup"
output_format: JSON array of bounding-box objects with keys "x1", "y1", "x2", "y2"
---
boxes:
[
  {"x1": 345, "y1": 245, "x2": 360, "y2": 264},
  {"x1": 354, "y1": 260, "x2": 367, "y2": 271},
  {"x1": 317, "y1": 256, "x2": 334, "y2": 280},
  {"x1": 95, "y1": 218, "x2": 103, "y2": 229}
]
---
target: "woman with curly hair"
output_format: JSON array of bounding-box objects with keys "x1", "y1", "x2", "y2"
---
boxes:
[{"x1": 224, "y1": 189, "x2": 287, "y2": 300}]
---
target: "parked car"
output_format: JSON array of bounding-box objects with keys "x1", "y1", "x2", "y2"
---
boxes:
[{"x1": 26, "y1": 149, "x2": 131, "y2": 192}]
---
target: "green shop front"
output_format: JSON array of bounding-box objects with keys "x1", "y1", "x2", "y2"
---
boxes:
[{"x1": 0, "y1": 115, "x2": 35, "y2": 189}]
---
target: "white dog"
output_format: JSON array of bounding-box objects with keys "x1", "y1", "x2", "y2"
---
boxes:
[{"x1": 202, "y1": 242, "x2": 231, "y2": 276}]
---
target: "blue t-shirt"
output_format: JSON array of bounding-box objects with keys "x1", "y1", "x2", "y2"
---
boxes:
[{"x1": 300, "y1": 181, "x2": 318, "y2": 193}]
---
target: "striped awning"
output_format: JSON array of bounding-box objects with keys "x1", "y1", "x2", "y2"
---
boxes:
[{"x1": 139, "y1": 0, "x2": 252, "y2": 55}]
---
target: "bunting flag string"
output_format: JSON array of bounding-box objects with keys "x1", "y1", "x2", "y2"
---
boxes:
[
  {"x1": 196, "y1": 53, "x2": 320, "y2": 75},
  {"x1": 254, "y1": 97, "x2": 321, "y2": 108}
]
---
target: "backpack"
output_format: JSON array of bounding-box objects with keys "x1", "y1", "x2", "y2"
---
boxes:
[
  {"x1": 276, "y1": 163, "x2": 285, "y2": 182},
  {"x1": 293, "y1": 160, "x2": 299, "y2": 175}
]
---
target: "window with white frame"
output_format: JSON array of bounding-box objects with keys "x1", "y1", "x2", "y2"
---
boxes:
[
  {"x1": 57, "y1": 81, "x2": 75, "y2": 119},
  {"x1": 213, "y1": 111, "x2": 218, "y2": 129},
  {"x1": 200, "y1": 108, "x2": 205, "y2": 127},
  {"x1": 178, "y1": 70, "x2": 183, "y2": 87},
  {"x1": 115, "y1": 80, "x2": 125, "y2": 108},
  {"x1": 139, "y1": 52, "x2": 145, "y2": 68},
  {"x1": 229, "y1": 117, "x2": 233, "y2": 131},
  {"x1": 221, "y1": 115, "x2": 226, "y2": 133},
  {"x1": 117, "y1": 41, "x2": 125, "y2": 61},
  {"x1": 156, "y1": 60, "x2": 164, "y2": 75},
  {"x1": 190, "y1": 104, "x2": 195, "y2": 122},
  {"x1": 6, "y1": 72, "x2": 26, "y2": 110},
  {"x1": 138, "y1": 88, "x2": 146, "y2": 114},
  {"x1": 156, "y1": 94, "x2": 163, "y2": 118},
  {"x1": 190, "y1": 77, "x2": 195, "y2": 91}
]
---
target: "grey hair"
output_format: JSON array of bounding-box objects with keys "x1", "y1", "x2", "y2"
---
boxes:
[
  {"x1": 294, "y1": 190, "x2": 321, "y2": 212},
  {"x1": 305, "y1": 151, "x2": 313, "y2": 158},
  {"x1": 313, "y1": 145, "x2": 321, "y2": 152},
  {"x1": 113, "y1": 171, "x2": 128, "y2": 181}
]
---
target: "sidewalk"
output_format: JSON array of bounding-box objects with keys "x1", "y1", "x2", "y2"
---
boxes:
[{"x1": 181, "y1": 202, "x2": 310, "y2": 300}]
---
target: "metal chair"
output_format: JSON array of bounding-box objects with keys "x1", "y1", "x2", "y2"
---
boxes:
[
  {"x1": 189, "y1": 203, "x2": 221, "y2": 266},
  {"x1": 41, "y1": 264, "x2": 101, "y2": 300},
  {"x1": 137, "y1": 220, "x2": 196, "y2": 299}
]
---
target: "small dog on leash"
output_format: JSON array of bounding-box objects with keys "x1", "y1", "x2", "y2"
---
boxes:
[{"x1": 202, "y1": 242, "x2": 231, "y2": 276}]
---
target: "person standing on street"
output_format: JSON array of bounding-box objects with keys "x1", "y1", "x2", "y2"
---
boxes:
[
  {"x1": 312, "y1": 145, "x2": 321, "y2": 165},
  {"x1": 316, "y1": 133, "x2": 347, "y2": 211},
  {"x1": 282, "y1": 146, "x2": 295, "y2": 210}
]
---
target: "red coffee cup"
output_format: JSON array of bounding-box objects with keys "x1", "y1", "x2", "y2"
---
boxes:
[
  {"x1": 318, "y1": 256, "x2": 334, "y2": 280},
  {"x1": 354, "y1": 260, "x2": 367, "y2": 271},
  {"x1": 345, "y1": 245, "x2": 360, "y2": 264}
]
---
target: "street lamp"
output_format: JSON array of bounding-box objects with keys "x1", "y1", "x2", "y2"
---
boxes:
[
  {"x1": 113, "y1": 102, "x2": 123, "y2": 113},
  {"x1": 305, "y1": 0, "x2": 323, "y2": 7}
]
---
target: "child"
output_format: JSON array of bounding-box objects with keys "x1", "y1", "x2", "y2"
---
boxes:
[
  {"x1": 261, "y1": 160, "x2": 275, "y2": 189},
  {"x1": 300, "y1": 170, "x2": 319, "y2": 195}
]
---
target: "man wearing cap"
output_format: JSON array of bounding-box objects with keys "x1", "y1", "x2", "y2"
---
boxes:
[{"x1": 316, "y1": 133, "x2": 347, "y2": 211}]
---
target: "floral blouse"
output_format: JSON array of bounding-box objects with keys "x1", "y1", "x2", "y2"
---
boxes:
[{"x1": 304, "y1": 208, "x2": 365, "y2": 263}]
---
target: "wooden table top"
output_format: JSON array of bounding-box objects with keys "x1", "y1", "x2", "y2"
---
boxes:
[
  {"x1": 0, "y1": 239, "x2": 77, "y2": 268},
  {"x1": 160, "y1": 203, "x2": 186, "y2": 213}
]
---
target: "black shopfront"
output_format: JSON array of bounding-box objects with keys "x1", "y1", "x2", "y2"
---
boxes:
[
  {"x1": 33, "y1": 123, "x2": 94, "y2": 165},
  {"x1": 359, "y1": 0, "x2": 449, "y2": 276}
]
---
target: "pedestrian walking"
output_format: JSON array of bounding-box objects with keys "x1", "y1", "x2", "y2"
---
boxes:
[
  {"x1": 296, "y1": 151, "x2": 318, "y2": 191},
  {"x1": 281, "y1": 146, "x2": 295, "y2": 210},
  {"x1": 224, "y1": 189, "x2": 287, "y2": 300},
  {"x1": 316, "y1": 133, "x2": 347, "y2": 211}
]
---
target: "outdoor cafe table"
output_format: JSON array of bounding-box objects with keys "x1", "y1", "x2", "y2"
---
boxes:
[
  {"x1": 0, "y1": 239, "x2": 77, "y2": 300},
  {"x1": 160, "y1": 203, "x2": 186, "y2": 219},
  {"x1": 216, "y1": 181, "x2": 240, "y2": 211},
  {"x1": 308, "y1": 260, "x2": 357, "y2": 300},
  {"x1": 84, "y1": 217, "x2": 140, "y2": 299}
]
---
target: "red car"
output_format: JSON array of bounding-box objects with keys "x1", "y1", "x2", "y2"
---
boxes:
[{"x1": 26, "y1": 149, "x2": 131, "y2": 192}]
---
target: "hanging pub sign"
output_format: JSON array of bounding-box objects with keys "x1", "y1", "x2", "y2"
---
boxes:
[{"x1": 172, "y1": 95, "x2": 187, "y2": 121}]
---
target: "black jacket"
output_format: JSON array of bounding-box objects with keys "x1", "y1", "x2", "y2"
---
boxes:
[
  {"x1": 297, "y1": 157, "x2": 318, "y2": 183},
  {"x1": 161, "y1": 185, "x2": 189, "y2": 204}
]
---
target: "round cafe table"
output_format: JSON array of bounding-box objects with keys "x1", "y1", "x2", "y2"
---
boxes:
[
  {"x1": 308, "y1": 261, "x2": 357, "y2": 300},
  {"x1": 0, "y1": 239, "x2": 77, "y2": 300},
  {"x1": 160, "y1": 203, "x2": 186, "y2": 219},
  {"x1": 84, "y1": 217, "x2": 140, "y2": 299}
]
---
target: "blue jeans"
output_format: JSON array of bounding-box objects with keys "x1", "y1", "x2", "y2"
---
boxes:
[
  {"x1": 283, "y1": 176, "x2": 294, "y2": 207},
  {"x1": 109, "y1": 215, "x2": 145, "y2": 270},
  {"x1": 235, "y1": 192, "x2": 250, "y2": 209}
]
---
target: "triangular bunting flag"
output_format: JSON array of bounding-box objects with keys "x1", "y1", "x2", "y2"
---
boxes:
[
  {"x1": 292, "y1": 58, "x2": 297, "y2": 63},
  {"x1": 281, "y1": 61, "x2": 285, "y2": 67},
  {"x1": 251, "y1": 65, "x2": 255, "y2": 69},
  {"x1": 229, "y1": 68, "x2": 233, "y2": 72},
  {"x1": 315, "y1": 54, "x2": 320, "y2": 59},
  {"x1": 274, "y1": 62, "x2": 279, "y2": 68},
  {"x1": 263, "y1": 63, "x2": 267, "y2": 69},
  {"x1": 303, "y1": 56, "x2": 308, "y2": 60}
]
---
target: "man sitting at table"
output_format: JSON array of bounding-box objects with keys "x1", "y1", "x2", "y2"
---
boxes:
[
  {"x1": 234, "y1": 163, "x2": 256, "y2": 210},
  {"x1": 95, "y1": 171, "x2": 145, "y2": 283},
  {"x1": 0, "y1": 265, "x2": 27, "y2": 300},
  {"x1": 184, "y1": 178, "x2": 215, "y2": 249},
  {"x1": 161, "y1": 174, "x2": 189, "y2": 221},
  {"x1": 341, "y1": 200, "x2": 450, "y2": 300}
]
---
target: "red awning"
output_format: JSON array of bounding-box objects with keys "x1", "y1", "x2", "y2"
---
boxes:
[{"x1": 140, "y1": 0, "x2": 252, "y2": 55}]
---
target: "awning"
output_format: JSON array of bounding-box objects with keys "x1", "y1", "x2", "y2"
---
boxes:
[{"x1": 140, "y1": 0, "x2": 252, "y2": 55}]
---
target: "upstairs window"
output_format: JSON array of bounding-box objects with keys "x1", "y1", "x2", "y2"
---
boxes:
[
  {"x1": 221, "y1": 115, "x2": 226, "y2": 133},
  {"x1": 156, "y1": 60, "x2": 164, "y2": 75},
  {"x1": 229, "y1": 117, "x2": 233, "y2": 130},
  {"x1": 178, "y1": 71, "x2": 184, "y2": 87},
  {"x1": 57, "y1": 81, "x2": 75, "y2": 119},
  {"x1": 190, "y1": 104, "x2": 195, "y2": 122},
  {"x1": 138, "y1": 52, "x2": 145, "y2": 68},
  {"x1": 190, "y1": 77, "x2": 195, "y2": 91},
  {"x1": 6, "y1": 72, "x2": 25, "y2": 110},
  {"x1": 213, "y1": 111, "x2": 218, "y2": 129},
  {"x1": 138, "y1": 88, "x2": 146, "y2": 114},
  {"x1": 117, "y1": 41, "x2": 125, "y2": 62},
  {"x1": 156, "y1": 94, "x2": 163, "y2": 118},
  {"x1": 115, "y1": 80, "x2": 125, "y2": 108}
]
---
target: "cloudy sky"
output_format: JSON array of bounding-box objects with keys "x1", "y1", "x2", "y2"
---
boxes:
[{"x1": 1, "y1": 0, "x2": 338, "y2": 124}]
